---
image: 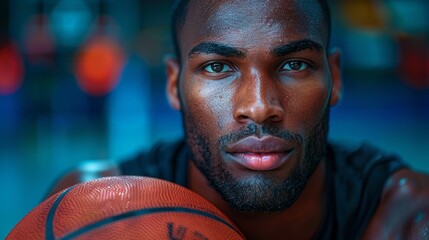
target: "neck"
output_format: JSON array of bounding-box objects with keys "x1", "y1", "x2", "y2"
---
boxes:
[{"x1": 188, "y1": 160, "x2": 326, "y2": 240}]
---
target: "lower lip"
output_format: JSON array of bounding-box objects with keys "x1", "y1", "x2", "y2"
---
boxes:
[{"x1": 228, "y1": 151, "x2": 292, "y2": 171}]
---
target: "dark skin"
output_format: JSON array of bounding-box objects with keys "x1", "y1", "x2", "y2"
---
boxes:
[
  {"x1": 167, "y1": 0, "x2": 337, "y2": 238},
  {"x1": 165, "y1": 0, "x2": 429, "y2": 239},
  {"x1": 48, "y1": 0, "x2": 429, "y2": 239},
  {"x1": 363, "y1": 169, "x2": 429, "y2": 239},
  {"x1": 166, "y1": 1, "x2": 337, "y2": 238}
]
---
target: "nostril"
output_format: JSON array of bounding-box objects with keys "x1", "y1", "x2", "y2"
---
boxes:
[
  {"x1": 268, "y1": 113, "x2": 283, "y2": 122},
  {"x1": 237, "y1": 114, "x2": 250, "y2": 122}
]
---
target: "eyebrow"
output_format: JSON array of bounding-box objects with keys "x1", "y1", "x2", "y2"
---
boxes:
[
  {"x1": 271, "y1": 39, "x2": 323, "y2": 57},
  {"x1": 188, "y1": 42, "x2": 245, "y2": 58}
]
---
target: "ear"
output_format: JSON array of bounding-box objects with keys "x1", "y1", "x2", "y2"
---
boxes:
[
  {"x1": 165, "y1": 56, "x2": 181, "y2": 110},
  {"x1": 328, "y1": 48, "x2": 342, "y2": 107}
]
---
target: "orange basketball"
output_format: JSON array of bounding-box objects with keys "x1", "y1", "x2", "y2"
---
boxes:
[{"x1": 7, "y1": 176, "x2": 245, "y2": 240}]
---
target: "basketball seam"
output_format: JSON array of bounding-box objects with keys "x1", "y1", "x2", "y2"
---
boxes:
[
  {"x1": 46, "y1": 186, "x2": 75, "y2": 240},
  {"x1": 59, "y1": 207, "x2": 244, "y2": 239}
]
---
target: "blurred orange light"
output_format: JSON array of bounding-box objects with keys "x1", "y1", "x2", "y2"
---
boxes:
[
  {"x1": 0, "y1": 41, "x2": 24, "y2": 95},
  {"x1": 340, "y1": 0, "x2": 387, "y2": 29},
  {"x1": 75, "y1": 36, "x2": 125, "y2": 96}
]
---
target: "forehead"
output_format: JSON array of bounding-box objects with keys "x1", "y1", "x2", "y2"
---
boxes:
[{"x1": 179, "y1": 0, "x2": 326, "y2": 55}]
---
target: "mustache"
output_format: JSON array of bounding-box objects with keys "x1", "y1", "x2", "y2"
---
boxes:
[{"x1": 218, "y1": 123, "x2": 303, "y2": 148}]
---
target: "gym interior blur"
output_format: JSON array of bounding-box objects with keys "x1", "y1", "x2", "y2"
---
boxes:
[{"x1": 1, "y1": 0, "x2": 428, "y2": 237}]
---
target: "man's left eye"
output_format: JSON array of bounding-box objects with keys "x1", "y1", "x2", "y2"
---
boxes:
[
  {"x1": 281, "y1": 61, "x2": 309, "y2": 71},
  {"x1": 203, "y1": 62, "x2": 232, "y2": 73}
]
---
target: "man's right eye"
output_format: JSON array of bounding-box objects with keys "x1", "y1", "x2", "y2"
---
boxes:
[{"x1": 203, "y1": 62, "x2": 232, "y2": 73}]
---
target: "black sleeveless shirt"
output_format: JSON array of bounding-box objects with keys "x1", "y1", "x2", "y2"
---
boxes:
[{"x1": 119, "y1": 140, "x2": 406, "y2": 239}]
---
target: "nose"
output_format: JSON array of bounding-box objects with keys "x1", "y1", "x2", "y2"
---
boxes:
[{"x1": 233, "y1": 70, "x2": 285, "y2": 124}]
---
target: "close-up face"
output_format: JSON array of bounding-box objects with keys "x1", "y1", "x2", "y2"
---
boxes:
[{"x1": 167, "y1": 0, "x2": 341, "y2": 212}]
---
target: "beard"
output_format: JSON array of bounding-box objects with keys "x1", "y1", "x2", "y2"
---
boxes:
[{"x1": 182, "y1": 110, "x2": 329, "y2": 212}]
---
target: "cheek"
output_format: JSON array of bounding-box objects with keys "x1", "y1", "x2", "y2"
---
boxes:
[
  {"x1": 284, "y1": 81, "x2": 330, "y2": 130},
  {"x1": 182, "y1": 80, "x2": 233, "y2": 132}
]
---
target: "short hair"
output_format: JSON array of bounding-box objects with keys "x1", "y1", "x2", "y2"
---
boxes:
[{"x1": 171, "y1": 0, "x2": 331, "y2": 60}]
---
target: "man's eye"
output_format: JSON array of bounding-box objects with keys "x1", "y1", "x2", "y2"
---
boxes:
[
  {"x1": 281, "y1": 61, "x2": 309, "y2": 71},
  {"x1": 203, "y1": 62, "x2": 232, "y2": 73}
]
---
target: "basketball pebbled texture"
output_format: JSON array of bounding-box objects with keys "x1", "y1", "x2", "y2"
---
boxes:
[{"x1": 7, "y1": 176, "x2": 245, "y2": 240}]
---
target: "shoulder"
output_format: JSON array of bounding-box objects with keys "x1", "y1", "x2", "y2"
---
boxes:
[
  {"x1": 119, "y1": 139, "x2": 186, "y2": 176},
  {"x1": 329, "y1": 141, "x2": 403, "y2": 169},
  {"x1": 362, "y1": 169, "x2": 429, "y2": 239},
  {"x1": 328, "y1": 142, "x2": 407, "y2": 191},
  {"x1": 327, "y1": 142, "x2": 410, "y2": 237}
]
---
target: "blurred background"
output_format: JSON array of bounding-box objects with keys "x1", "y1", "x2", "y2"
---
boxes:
[{"x1": 0, "y1": 0, "x2": 428, "y2": 237}]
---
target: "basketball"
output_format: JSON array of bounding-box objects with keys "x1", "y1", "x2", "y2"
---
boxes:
[{"x1": 7, "y1": 176, "x2": 245, "y2": 240}]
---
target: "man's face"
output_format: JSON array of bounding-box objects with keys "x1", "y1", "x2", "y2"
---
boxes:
[{"x1": 167, "y1": 0, "x2": 341, "y2": 212}]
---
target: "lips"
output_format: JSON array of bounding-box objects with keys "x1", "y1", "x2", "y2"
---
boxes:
[{"x1": 225, "y1": 136, "x2": 294, "y2": 171}]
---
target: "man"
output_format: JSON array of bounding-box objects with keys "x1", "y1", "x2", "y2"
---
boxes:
[{"x1": 49, "y1": 0, "x2": 429, "y2": 239}]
